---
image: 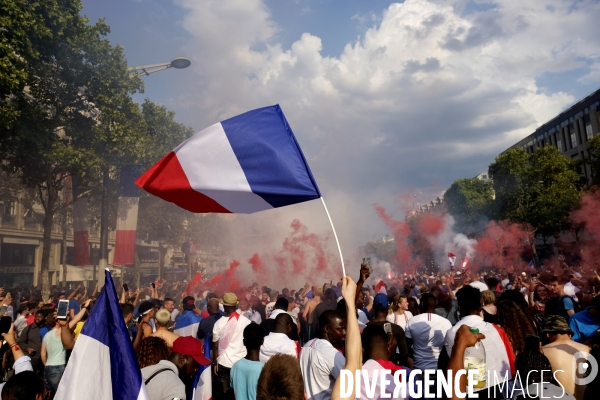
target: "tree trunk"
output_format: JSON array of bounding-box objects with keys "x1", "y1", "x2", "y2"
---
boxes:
[
  {"x1": 133, "y1": 250, "x2": 140, "y2": 289},
  {"x1": 41, "y1": 186, "x2": 57, "y2": 302},
  {"x1": 61, "y1": 211, "x2": 67, "y2": 288}
]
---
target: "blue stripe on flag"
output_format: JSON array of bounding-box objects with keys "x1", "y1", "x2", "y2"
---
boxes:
[
  {"x1": 192, "y1": 334, "x2": 213, "y2": 400},
  {"x1": 220, "y1": 105, "x2": 321, "y2": 208},
  {"x1": 119, "y1": 165, "x2": 144, "y2": 197},
  {"x1": 80, "y1": 269, "x2": 143, "y2": 400}
]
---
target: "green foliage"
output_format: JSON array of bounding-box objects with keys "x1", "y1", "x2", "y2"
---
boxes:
[
  {"x1": 587, "y1": 134, "x2": 600, "y2": 186},
  {"x1": 488, "y1": 146, "x2": 581, "y2": 237},
  {"x1": 444, "y1": 178, "x2": 493, "y2": 232}
]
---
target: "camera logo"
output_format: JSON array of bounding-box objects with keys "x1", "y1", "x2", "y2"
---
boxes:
[{"x1": 572, "y1": 351, "x2": 598, "y2": 385}]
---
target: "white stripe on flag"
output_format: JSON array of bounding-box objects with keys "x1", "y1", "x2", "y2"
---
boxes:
[
  {"x1": 174, "y1": 122, "x2": 273, "y2": 213},
  {"x1": 174, "y1": 323, "x2": 200, "y2": 338},
  {"x1": 116, "y1": 197, "x2": 140, "y2": 231}
]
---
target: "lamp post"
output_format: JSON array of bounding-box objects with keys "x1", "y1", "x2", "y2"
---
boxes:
[
  {"x1": 96, "y1": 57, "x2": 191, "y2": 288},
  {"x1": 128, "y1": 57, "x2": 191, "y2": 76}
]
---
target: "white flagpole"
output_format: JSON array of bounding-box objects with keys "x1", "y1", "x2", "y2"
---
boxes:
[{"x1": 320, "y1": 197, "x2": 346, "y2": 277}]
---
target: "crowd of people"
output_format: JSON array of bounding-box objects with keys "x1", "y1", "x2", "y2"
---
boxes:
[{"x1": 0, "y1": 257, "x2": 598, "y2": 400}]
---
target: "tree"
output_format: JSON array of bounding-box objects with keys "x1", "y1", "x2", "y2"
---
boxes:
[
  {"x1": 587, "y1": 134, "x2": 600, "y2": 186},
  {"x1": 488, "y1": 146, "x2": 581, "y2": 261},
  {"x1": 0, "y1": 1, "x2": 144, "y2": 299},
  {"x1": 444, "y1": 178, "x2": 494, "y2": 232}
]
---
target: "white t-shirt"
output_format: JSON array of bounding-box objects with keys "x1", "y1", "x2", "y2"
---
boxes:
[
  {"x1": 212, "y1": 314, "x2": 252, "y2": 368},
  {"x1": 470, "y1": 281, "x2": 489, "y2": 292},
  {"x1": 265, "y1": 301, "x2": 276, "y2": 317},
  {"x1": 259, "y1": 332, "x2": 298, "y2": 363},
  {"x1": 386, "y1": 311, "x2": 413, "y2": 331},
  {"x1": 299, "y1": 339, "x2": 346, "y2": 400},
  {"x1": 357, "y1": 309, "x2": 369, "y2": 326},
  {"x1": 404, "y1": 312, "x2": 452, "y2": 370}
]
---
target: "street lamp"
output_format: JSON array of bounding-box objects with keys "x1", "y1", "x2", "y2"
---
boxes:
[
  {"x1": 128, "y1": 57, "x2": 191, "y2": 76},
  {"x1": 97, "y1": 56, "x2": 190, "y2": 288}
]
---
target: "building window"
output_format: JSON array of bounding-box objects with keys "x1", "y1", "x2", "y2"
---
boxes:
[
  {"x1": 59, "y1": 246, "x2": 74, "y2": 266},
  {"x1": 570, "y1": 132, "x2": 577, "y2": 148},
  {"x1": 2, "y1": 200, "x2": 16, "y2": 225},
  {"x1": 557, "y1": 139, "x2": 562, "y2": 151},
  {"x1": 587, "y1": 124, "x2": 593, "y2": 140},
  {"x1": 0, "y1": 244, "x2": 35, "y2": 266}
]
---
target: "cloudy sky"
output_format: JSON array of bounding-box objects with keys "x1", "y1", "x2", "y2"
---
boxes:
[{"x1": 81, "y1": 0, "x2": 600, "y2": 262}]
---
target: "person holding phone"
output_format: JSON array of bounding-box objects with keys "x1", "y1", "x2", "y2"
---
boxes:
[{"x1": 41, "y1": 312, "x2": 67, "y2": 394}]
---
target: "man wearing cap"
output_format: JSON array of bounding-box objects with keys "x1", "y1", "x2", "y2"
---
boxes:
[
  {"x1": 212, "y1": 292, "x2": 252, "y2": 398},
  {"x1": 174, "y1": 296, "x2": 203, "y2": 337},
  {"x1": 542, "y1": 315, "x2": 591, "y2": 400},
  {"x1": 141, "y1": 336, "x2": 211, "y2": 400},
  {"x1": 151, "y1": 309, "x2": 180, "y2": 348}
]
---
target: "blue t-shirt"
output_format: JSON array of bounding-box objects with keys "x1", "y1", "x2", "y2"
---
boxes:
[
  {"x1": 39, "y1": 324, "x2": 50, "y2": 340},
  {"x1": 230, "y1": 358, "x2": 263, "y2": 400},
  {"x1": 559, "y1": 296, "x2": 575, "y2": 321},
  {"x1": 568, "y1": 307, "x2": 600, "y2": 343},
  {"x1": 69, "y1": 299, "x2": 81, "y2": 314}
]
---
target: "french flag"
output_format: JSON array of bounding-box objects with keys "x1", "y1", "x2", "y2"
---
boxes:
[
  {"x1": 192, "y1": 334, "x2": 213, "y2": 400},
  {"x1": 174, "y1": 311, "x2": 202, "y2": 338},
  {"x1": 113, "y1": 166, "x2": 143, "y2": 265},
  {"x1": 72, "y1": 176, "x2": 90, "y2": 266},
  {"x1": 448, "y1": 252, "x2": 456, "y2": 269},
  {"x1": 135, "y1": 105, "x2": 321, "y2": 214},
  {"x1": 55, "y1": 269, "x2": 149, "y2": 400}
]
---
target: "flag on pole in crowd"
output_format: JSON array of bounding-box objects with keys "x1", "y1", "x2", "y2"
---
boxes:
[
  {"x1": 135, "y1": 105, "x2": 321, "y2": 214},
  {"x1": 55, "y1": 269, "x2": 149, "y2": 400},
  {"x1": 448, "y1": 252, "x2": 456, "y2": 268},
  {"x1": 192, "y1": 334, "x2": 213, "y2": 400},
  {"x1": 527, "y1": 259, "x2": 535, "y2": 269},
  {"x1": 174, "y1": 299, "x2": 202, "y2": 337},
  {"x1": 72, "y1": 176, "x2": 90, "y2": 266},
  {"x1": 113, "y1": 165, "x2": 143, "y2": 265}
]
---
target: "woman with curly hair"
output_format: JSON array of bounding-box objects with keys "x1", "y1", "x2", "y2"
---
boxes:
[
  {"x1": 136, "y1": 337, "x2": 170, "y2": 368},
  {"x1": 496, "y1": 299, "x2": 536, "y2": 354}
]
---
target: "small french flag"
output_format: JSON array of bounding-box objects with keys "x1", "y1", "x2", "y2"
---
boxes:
[{"x1": 135, "y1": 105, "x2": 321, "y2": 214}]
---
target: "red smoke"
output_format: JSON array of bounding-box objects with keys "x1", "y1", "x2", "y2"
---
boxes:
[
  {"x1": 248, "y1": 253, "x2": 265, "y2": 274},
  {"x1": 205, "y1": 260, "x2": 241, "y2": 294},
  {"x1": 186, "y1": 272, "x2": 203, "y2": 296},
  {"x1": 373, "y1": 204, "x2": 420, "y2": 273},
  {"x1": 570, "y1": 189, "x2": 600, "y2": 272}
]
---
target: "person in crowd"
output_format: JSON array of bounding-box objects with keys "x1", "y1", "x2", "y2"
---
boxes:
[
  {"x1": 435, "y1": 291, "x2": 458, "y2": 325},
  {"x1": 542, "y1": 315, "x2": 591, "y2": 400},
  {"x1": 197, "y1": 298, "x2": 222, "y2": 344},
  {"x1": 355, "y1": 290, "x2": 369, "y2": 328},
  {"x1": 212, "y1": 292, "x2": 252, "y2": 398},
  {"x1": 238, "y1": 298, "x2": 261, "y2": 325},
  {"x1": 40, "y1": 312, "x2": 66, "y2": 395},
  {"x1": 261, "y1": 297, "x2": 289, "y2": 336},
  {"x1": 174, "y1": 296, "x2": 203, "y2": 337},
  {"x1": 0, "y1": 322, "x2": 34, "y2": 394},
  {"x1": 496, "y1": 299, "x2": 536, "y2": 354},
  {"x1": 302, "y1": 286, "x2": 323, "y2": 341},
  {"x1": 0, "y1": 371, "x2": 45, "y2": 400},
  {"x1": 265, "y1": 291, "x2": 278, "y2": 317},
  {"x1": 1, "y1": 293, "x2": 15, "y2": 320},
  {"x1": 151, "y1": 309, "x2": 179, "y2": 348},
  {"x1": 141, "y1": 336, "x2": 211, "y2": 400},
  {"x1": 407, "y1": 297, "x2": 420, "y2": 316},
  {"x1": 163, "y1": 297, "x2": 179, "y2": 322},
  {"x1": 404, "y1": 293, "x2": 451, "y2": 371},
  {"x1": 313, "y1": 288, "x2": 338, "y2": 334},
  {"x1": 568, "y1": 294, "x2": 600, "y2": 344},
  {"x1": 443, "y1": 284, "x2": 515, "y2": 398},
  {"x1": 16, "y1": 310, "x2": 45, "y2": 374},
  {"x1": 487, "y1": 277, "x2": 502, "y2": 302},
  {"x1": 386, "y1": 295, "x2": 413, "y2": 330},
  {"x1": 260, "y1": 313, "x2": 299, "y2": 363},
  {"x1": 14, "y1": 305, "x2": 29, "y2": 336},
  {"x1": 550, "y1": 275, "x2": 576, "y2": 321},
  {"x1": 513, "y1": 334, "x2": 575, "y2": 400},
  {"x1": 138, "y1": 300, "x2": 156, "y2": 338},
  {"x1": 368, "y1": 298, "x2": 409, "y2": 367},
  {"x1": 136, "y1": 337, "x2": 170, "y2": 369},
  {"x1": 257, "y1": 354, "x2": 304, "y2": 400},
  {"x1": 68, "y1": 289, "x2": 84, "y2": 319},
  {"x1": 230, "y1": 323, "x2": 264, "y2": 400},
  {"x1": 481, "y1": 290, "x2": 498, "y2": 324},
  {"x1": 299, "y1": 309, "x2": 346, "y2": 400},
  {"x1": 120, "y1": 303, "x2": 136, "y2": 342}
]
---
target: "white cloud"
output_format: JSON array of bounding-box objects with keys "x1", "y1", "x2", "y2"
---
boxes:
[
  {"x1": 171, "y1": 0, "x2": 600, "y2": 258},
  {"x1": 578, "y1": 62, "x2": 600, "y2": 84}
]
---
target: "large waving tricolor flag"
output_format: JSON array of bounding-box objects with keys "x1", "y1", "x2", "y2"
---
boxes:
[
  {"x1": 135, "y1": 105, "x2": 321, "y2": 213},
  {"x1": 193, "y1": 334, "x2": 213, "y2": 400},
  {"x1": 55, "y1": 269, "x2": 149, "y2": 400}
]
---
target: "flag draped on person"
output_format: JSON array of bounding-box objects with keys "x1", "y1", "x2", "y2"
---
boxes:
[
  {"x1": 55, "y1": 269, "x2": 149, "y2": 400},
  {"x1": 448, "y1": 252, "x2": 456, "y2": 271},
  {"x1": 192, "y1": 334, "x2": 213, "y2": 400},
  {"x1": 135, "y1": 105, "x2": 321, "y2": 214}
]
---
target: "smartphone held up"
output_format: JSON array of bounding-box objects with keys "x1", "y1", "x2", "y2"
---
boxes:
[{"x1": 57, "y1": 299, "x2": 70, "y2": 319}]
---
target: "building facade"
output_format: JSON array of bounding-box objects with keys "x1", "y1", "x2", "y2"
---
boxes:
[{"x1": 507, "y1": 88, "x2": 600, "y2": 182}]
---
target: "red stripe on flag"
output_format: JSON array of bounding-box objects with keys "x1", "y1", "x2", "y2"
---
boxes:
[
  {"x1": 113, "y1": 230, "x2": 137, "y2": 265},
  {"x1": 135, "y1": 152, "x2": 231, "y2": 213},
  {"x1": 73, "y1": 231, "x2": 90, "y2": 266}
]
